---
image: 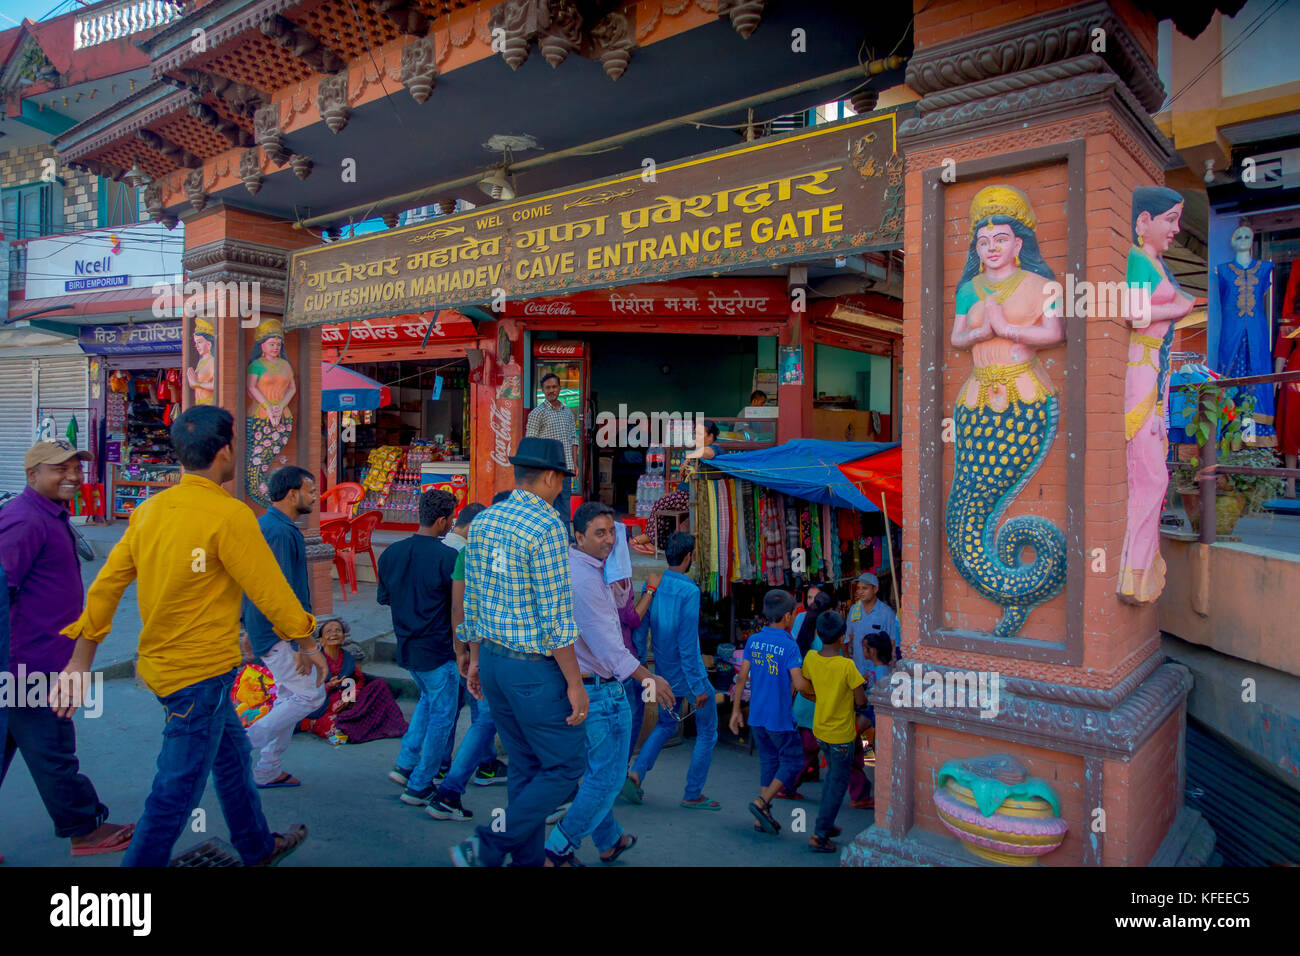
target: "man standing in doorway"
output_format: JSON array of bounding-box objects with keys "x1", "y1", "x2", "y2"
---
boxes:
[
  {"x1": 58, "y1": 407, "x2": 318, "y2": 866},
  {"x1": 450, "y1": 437, "x2": 588, "y2": 867},
  {"x1": 378, "y1": 489, "x2": 460, "y2": 807},
  {"x1": 621, "y1": 531, "x2": 721, "y2": 811},
  {"x1": 526, "y1": 372, "x2": 579, "y2": 535},
  {"x1": 0, "y1": 440, "x2": 135, "y2": 857},
  {"x1": 544, "y1": 502, "x2": 673, "y2": 865},
  {"x1": 244, "y1": 465, "x2": 322, "y2": 789}
]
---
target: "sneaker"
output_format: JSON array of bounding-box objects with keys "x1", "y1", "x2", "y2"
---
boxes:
[
  {"x1": 545, "y1": 801, "x2": 572, "y2": 825},
  {"x1": 400, "y1": 783, "x2": 439, "y2": 806},
  {"x1": 472, "y1": 759, "x2": 508, "y2": 787},
  {"x1": 427, "y1": 793, "x2": 474, "y2": 822},
  {"x1": 450, "y1": 835, "x2": 484, "y2": 868},
  {"x1": 388, "y1": 765, "x2": 413, "y2": 787}
]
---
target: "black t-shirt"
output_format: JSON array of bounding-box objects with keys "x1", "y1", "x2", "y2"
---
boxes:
[{"x1": 377, "y1": 534, "x2": 459, "y2": 672}]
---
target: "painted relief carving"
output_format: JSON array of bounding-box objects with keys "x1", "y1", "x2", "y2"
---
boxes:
[
  {"x1": 945, "y1": 186, "x2": 1067, "y2": 637},
  {"x1": 187, "y1": 317, "x2": 216, "y2": 406},
  {"x1": 317, "y1": 73, "x2": 351, "y2": 134},
  {"x1": 254, "y1": 103, "x2": 289, "y2": 167},
  {"x1": 183, "y1": 168, "x2": 208, "y2": 213},
  {"x1": 246, "y1": 319, "x2": 297, "y2": 506},
  {"x1": 1117, "y1": 187, "x2": 1196, "y2": 604},
  {"x1": 399, "y1": 34, "x2": 438, "y2": 103},
  {"x1": 240, "y1": 147, "x2": 264, "y2": 195}
]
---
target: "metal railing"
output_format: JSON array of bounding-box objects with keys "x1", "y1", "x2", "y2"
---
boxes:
[
  {"x1": 74, "y1": 0, "x2": 186, "y2": 50},
  {"x1": 1169, "y1": 369, "x2": 1300, "y2": 544}
]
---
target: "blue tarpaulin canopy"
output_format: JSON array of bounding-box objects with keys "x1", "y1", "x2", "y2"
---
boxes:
[{"x1": 700, "y1": 439, "x2": 899, "y2": 512}]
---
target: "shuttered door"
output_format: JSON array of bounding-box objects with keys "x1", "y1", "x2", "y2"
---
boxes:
[
  {"x1": 0, "y1": 359, "x2": 37, "y2": 495},
  {"x1": 37, "y1": 356, "x2": 91, "y2": 453}
]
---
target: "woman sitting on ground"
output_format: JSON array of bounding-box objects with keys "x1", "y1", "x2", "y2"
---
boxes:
[
  {"x1": 630, "y1": 419, "x2": 719, "y2": 554},
  {"x1": 299, "y1": 618, "x2": 407, "y2": 744}
]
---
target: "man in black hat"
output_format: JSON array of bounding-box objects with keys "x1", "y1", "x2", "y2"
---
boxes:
[{"x1": 450, "y1": 437, "x2": 589, "y2": 867}]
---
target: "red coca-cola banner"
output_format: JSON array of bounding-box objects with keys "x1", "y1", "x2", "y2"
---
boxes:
[
  {"x1": 535, "y1": 342, "x2": 585, "y2": 357},
  {"x1": 502, "y1": 278, "x2": 788, "y2": 320}
]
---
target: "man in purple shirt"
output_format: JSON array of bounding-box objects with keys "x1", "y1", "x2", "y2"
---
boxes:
[
  {"x1": 0, "y1": 440, "x2": 134, "y2": 856},
  {"x1": 543, "y1": 502, "x2": 673, "y2": 866}
]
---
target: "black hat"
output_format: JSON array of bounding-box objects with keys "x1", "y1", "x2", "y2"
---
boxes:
[{"x1": 508, "y1": 436, "x2": 574, "y2": 476}]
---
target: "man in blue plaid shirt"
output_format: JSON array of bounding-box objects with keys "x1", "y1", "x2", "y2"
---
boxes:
[{"x1": 450, "y1": 437, "x2": 589, "y2": 868}]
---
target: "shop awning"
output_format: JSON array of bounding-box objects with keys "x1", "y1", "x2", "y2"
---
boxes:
[
  {"x1": 321, "y1": 363, "x2": 391, "y2": 411},
  {"x1": 702, "y1": 439, "x2": 900, "y2": 514},
  {"x1": 836, "y1": 445, "x2": 903, "y2": 519}
]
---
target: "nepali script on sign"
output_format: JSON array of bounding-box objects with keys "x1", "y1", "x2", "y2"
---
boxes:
[{"x1": 284, "y1": 113, "x2": 902, "y2": 329}]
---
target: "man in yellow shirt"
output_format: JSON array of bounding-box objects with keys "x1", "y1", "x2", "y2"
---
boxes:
[{"x1": 55, "y1": 406, "x2": 321, "y2": 867}]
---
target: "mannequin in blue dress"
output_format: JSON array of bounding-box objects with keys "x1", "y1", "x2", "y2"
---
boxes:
[{"x1": 1212, "y1": 224, "x2": 1275, "y2": 444}]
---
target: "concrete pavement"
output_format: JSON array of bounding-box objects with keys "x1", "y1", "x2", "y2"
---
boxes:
[{"x1": 0, "y1": 672, "x2": 876, "y2": 867}]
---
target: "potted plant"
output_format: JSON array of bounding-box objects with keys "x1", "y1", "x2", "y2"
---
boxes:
[{"x1": 1172, "y1": 385, "x2": 1284, "y2": 535}]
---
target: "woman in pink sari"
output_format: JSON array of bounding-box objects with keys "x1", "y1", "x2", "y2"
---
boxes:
[{"x1": 1117, "y1": 187, "x2": 1197, "y2": 604}]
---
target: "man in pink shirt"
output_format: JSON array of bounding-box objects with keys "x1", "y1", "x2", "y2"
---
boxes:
[{"x1": 543, "y1": 502, "x2": 673, "y2": 866}]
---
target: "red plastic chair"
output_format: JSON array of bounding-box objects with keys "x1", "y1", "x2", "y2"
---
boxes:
[
  {"x1": 321, "y1": 482, "x2": 364, "y2": 517},
  {"x1": 349, "y1": 510, "x2": 383, "y2": 587},
  {"x1": 319, "y1": 518, "x2": 355, "y2": 601}
]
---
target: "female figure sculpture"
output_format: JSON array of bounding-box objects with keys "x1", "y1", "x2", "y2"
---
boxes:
[
  {"x1": 246, "y1": 319, "x2": 297, "y2": 505},
  {"x1": 1117, "y1": 187, "x2": 1196, "y2": 604},
  {"x1": 186, "y1": 317, "x2": 216, "y2": 406},
  {"x1": 946, "y1": 186, "x2": 1067, "y2": 638}
]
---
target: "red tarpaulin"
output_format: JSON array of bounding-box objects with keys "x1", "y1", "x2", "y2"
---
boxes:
[{"x1": 837, "y1": 445, "x2": 903, "y2": 520}]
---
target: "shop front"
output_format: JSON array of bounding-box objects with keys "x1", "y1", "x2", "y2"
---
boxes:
[
  {"x1": 320, "y1": 311, "x2": 479, "y2": 527},
  {"x1": 78, "y1": 320, "x2": 185, "y2": 520}
]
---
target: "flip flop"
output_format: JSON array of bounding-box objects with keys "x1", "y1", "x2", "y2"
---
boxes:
[
  {"x1": 256, "y1": 772, "x2": 302, "y2": 789},
  {"x1": 632, "y1": 541, "x2": 654, "y2": 555},
  {"x1": 601, "y1": 833, "x2": 637, "y2": 864},
  {"x1": 809, "y1": 834, "x2": 837, "y2": 853},
  {"x1": 620, "y1": 776, "x2": 644, "y2": 805},
  {"x1": 253, "y1": 824, "x2": 308, "y2": 866},
  {"x1": 773, "y1": 790, "x2": 806, "y2": 800},
  {"x1": 70, "y1": 823, "x2": 135, "y2": 857},
  {"x1": 748, "y1": 799, "x2": 780, "y2": 834},
  {"x1": 681, "y1": 796, "x2": 722, "y2": 811}
]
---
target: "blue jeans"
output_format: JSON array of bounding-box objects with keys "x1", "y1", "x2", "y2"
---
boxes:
[
  {"x1": 631, "y1": 689, "x2": 717, "y2": 802},
  {"x1": 553, "y1": 478, "x2": 572, "y2": 534},
  {"x1": 439, "y1": 688, "x2": 498, "y2": 797},
  {"x1": 546, "y1": 681, "x2": 629, "y2": 856},
  {"x1": 815, "y1": 738, "x2": 854, "y2": 838},
  {"x1": 753, "y1": 726, "x2": 803, "y2": 790},
  {"x1": 124, "y1": 668, "x2": 274, "y2": 867},
  {"x1": 621, "y1": 676, "x2": 646, "y2": 768},
  {"x1": 477, "y1": 643, "x2": 585, "y2": 867},
  {"x1": 397, "y1": 661, "x2": 459, "y2": 792}
]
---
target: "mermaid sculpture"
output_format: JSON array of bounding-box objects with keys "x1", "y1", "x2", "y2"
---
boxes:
[
  {"x1": 246, "y1": 319, "x2": 296, "y2": 506},
  {"x1": 945, "y1": 186, "x2": 1067, "y2": 638}
]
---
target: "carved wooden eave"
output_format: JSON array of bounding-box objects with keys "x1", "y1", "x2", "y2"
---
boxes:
[
  {"x1": 142, "y1": 0, "x2": 311, "y2": 80},
  {"x1": 137, "y1": 128, "x2": 202, "y2": 170},
  {"x1": 163, "y1": 69, "x2": 270, "y2": 119},
  {"x1": 259, "y1": 13, "x2": 348, "y2": 74},
  {"x1": 189, "y1": 100, "x2": 257, "y2": 149},
  {"x1": 898, "y1": 1, "x2": 1171, "y2": 165},
  {"x1": 371, "y1": 0, "x2": 431, "y2": 37}
]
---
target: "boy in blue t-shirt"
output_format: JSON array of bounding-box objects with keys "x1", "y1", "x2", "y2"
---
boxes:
[{"x1": 729, "y1": 590, "x2": 811, "y2": 835}]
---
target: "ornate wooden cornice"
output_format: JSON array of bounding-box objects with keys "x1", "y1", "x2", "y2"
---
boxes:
[
  {"x1": 56, "y1": 83, "x2": 191, "y2": 162},
  {"x1": 137, "y1": 128, "x2": 202, "y2": 169},
  {"x1": 259, "y1": 13, "x2": 348, "y2": 74},
  {"x1": 146, "y1": 0, "x2": 309, "y2": 79},
  {"x1": 904, "y1": 1, "x2": 1164, "y2": 115},
  {"x1": 164, "y1": 69, "x2": 270, "y2": 119},
  {"x1": 182, "y1": 236, "x2": 292, "y2": 296}
]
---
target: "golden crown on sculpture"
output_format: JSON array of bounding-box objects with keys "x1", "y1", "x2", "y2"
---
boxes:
[
  {"x1": 969, "y1": 185, "x2": 1037, "y2": 237},
  {"x1": 253, "y1": 319, "x2": 284, "y2": 342},
  {"x1": 194, "y1": 317, "x2": 215, "y2": 337}
]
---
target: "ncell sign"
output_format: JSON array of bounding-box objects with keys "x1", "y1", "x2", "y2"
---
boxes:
[{"x1": 285, "y1": 112, "x2": 903, "y2": 329}]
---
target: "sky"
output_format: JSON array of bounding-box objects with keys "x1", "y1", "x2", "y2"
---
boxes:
[{"x1": 0, "y1": 0, "x2": 86, "y2": 30}]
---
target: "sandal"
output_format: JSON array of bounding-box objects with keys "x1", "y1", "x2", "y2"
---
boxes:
[
  {"x1": 600, "y1": 833, "x2": 637, "y2": 864},
  {"x1": 256, "y1": 772, "x2": 301, "y2": 789},
  {"x1": 632, "y1": 541, "x2": 655, "y2": 555},
  {"x1": 680, "y1": 796, "x2": 722, "y2": 811},
  {"x1": 773, "y1": 790, "x2": 806, "y2": 800},
  {"x1": 620, "y1": 776, "x2": 644, "y2": 805},
  {"x1": 254, "y1": 823, "x2": 308, "y2": 866},
  {"x1": 544, "y1": 849, "x2": 586, "y2": 867},
  {"x1": 748, "y1": 798, "x2": 780, "y2": 834},
  {"x1": 70, "y1": 822, "x2": 135, "y2": 857},
  {"x1": 809, "y1": 834, "x2": 838, "y2": 853}
]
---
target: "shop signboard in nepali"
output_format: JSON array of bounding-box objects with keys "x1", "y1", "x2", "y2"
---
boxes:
[
  {"x1": 285, "y1": 113, "x2": 902, "y2": 330},
  {"x1": 78, "y1": 320, "x2": 183, "y2": 354}
]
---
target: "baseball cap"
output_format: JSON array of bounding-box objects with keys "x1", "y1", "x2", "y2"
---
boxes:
[
  {"x1": 857, "y1": 572, "x2": 879, "y2": 588},
  {"x1": 25, "y1": 439, "x2": 92, "y2": 470}
]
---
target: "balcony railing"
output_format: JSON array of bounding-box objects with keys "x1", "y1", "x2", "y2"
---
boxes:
[{"x1": 74, "y1": 0, "x2": 186, "y2": 50}]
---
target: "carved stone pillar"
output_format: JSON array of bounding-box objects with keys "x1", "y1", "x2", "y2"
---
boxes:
[
  {"x1": 180, "y1": 203, "x2": 335, "y2": 615},
  {"x1": 843, "y1": 0, "x2": 1214, "y2": 867}
]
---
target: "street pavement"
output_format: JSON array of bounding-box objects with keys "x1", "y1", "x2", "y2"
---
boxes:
[{"x1": 0, "y1": 673, "x2": 876, "y2": 867}]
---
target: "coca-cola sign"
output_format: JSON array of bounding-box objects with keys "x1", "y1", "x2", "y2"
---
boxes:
[
  {"x1": 522, "y1": 301, "x2": 576, "y2": 316},
  {"x1": 536, "y1": 342, "x2": 584, "y2": 357}
]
